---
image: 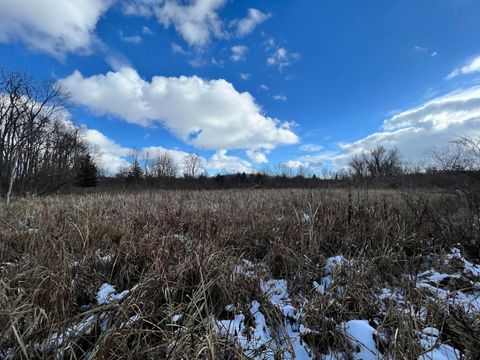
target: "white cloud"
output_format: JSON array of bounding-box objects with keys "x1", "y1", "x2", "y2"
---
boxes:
[
  {"x1": 300, "y1": 144, "x2": 323, "y2": 152},
  {"x1": 207, "y1": 150, "x2": 253, "y2": 173},
  {"x1": 0, "y1": 0, "x2": 112, "y2": 58},
  {"x1": 273, "y1": 94, "x2": 287, "y2": 102},
  {"x1": 81, "y1": 127, "x2": 209, "y2": 175},
  {"x1": 232, "y1": 8, "x2": 271, "y2": 37},
  {"x1": 231, "y1": 45, "x2": 248, "y2": 62},
  {"x1": 431, "y1": 51, "x2": 438, "y2": 58},
  {"x1": 447, "y1": 55, "x2": 480, "y2": 79},
  {"x1": 119, "y1": 30, "x2": 142, "y2": 44},
  {"x1": 142, "y1": 26, "x2": 153, "y2": 35},
  {"x1": 80, "y1": 127, "x2": 130, "y2": 174},
  {"x1": 283, "y1": 153, "x2": 330, "y2": 169},
  {"x1": 246, "y1": 149, "x2": 268, "y2": 163},
  {"x1": 413, "y1": 46, "x2": 427, "y2": 53},
  {"x1": 260, "y1": 84, "x2": 269, "y2": 91},
  {"x1": 122, "y1": 0, "x2": 158, "y2": 16},
  {"x1": 262, "y1": 38, "x2": 276, "y2": 51},
  {"x1": 283, "y1": 160, "x2": 305, "y2": 169},
  {"x1": 124, "y1": 0, "x2": 227, "y2": 47},
  {"x1": 156, "y1": 0, "x2": 227, "y2": 47},
  {"x1": 332, "y1": 86, "x2": 480, "y2": 168},
  {"x1": 81, "y1": 124, "x2": 261, "y2": 176},
  {"x1": 105, "y1": 52, "x2": 133, "y2": 71},
  {"x1": 239, "y1": 73, "x2": 251, "y2": 80},
  {"x1": 58, "y1": 67, "x2": 299, "y2": 151},
  {"x1": 171, "y1": 42, "x2": 186, "y2": 54},
  {"x1": 124, "y1": 1, "x2": 268, "y2": 48},
  {"x1": 267, "y1": 47, "x2": 300, "y2": 70}
]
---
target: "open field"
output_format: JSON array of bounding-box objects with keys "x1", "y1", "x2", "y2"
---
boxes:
[{"x1": 1, "y1": 189, "x2": 479, "y2": 359}]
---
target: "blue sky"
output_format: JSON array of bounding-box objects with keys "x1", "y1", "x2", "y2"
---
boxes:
[{"x1": 1, "y1": 0, "x2": 480, "y2": 174}]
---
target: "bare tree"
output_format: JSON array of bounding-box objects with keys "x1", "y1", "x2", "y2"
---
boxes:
[
  {"x1": 349, "y1": 146, "x2": 401, "y2": 178},
  {"x1": 183, "y1": 152, "x2": 203, "y2": 178},
  {"x1": 152, "y1": 150, "x2": 177, "y2": 178},
  {"x1": 430, "y1": 136, "x2": 480, "y2": 175},
  {"x1": 349, "y1": 154, "x2": 368, "y2": 178},
  {"x1": 0, "y1": 69, "x2": 88, "y2": 202}
]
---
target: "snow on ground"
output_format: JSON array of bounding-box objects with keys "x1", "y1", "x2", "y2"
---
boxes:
[
  {"x1": 313, "y1": 255, "x2": 350, "y2": 295},
  {"x1": 448, "y1": 248, "x2": 480, "y2": 277},
  {"x1": 214, "y1": 301, "x2": 277, "y2": 358},
  {"x1": 418, "y1": 327, "x2": 462, "y2": 360},
  {"x1": 220, "y1": 260, "x2": 315, "y2": 358},
  {"x1": 97, "y1": 283, "x2": 135, "y2": 305},
  {"x1": 221, "y1": 249, "x2": 478, "y2": 359},
  {"x1": 416, "y1": 248, "x2": 480, "y2": 313},
  {"x1": 14, "y1": 282, "x2": 139, "y2": 359},
  {"x1": 342, "y1": 320, "x2": 381, "y2": 360},
  {"x1": 2, "y1": 248, "x2": 477, "y2": 359},
  {"x1": 261, "y1": 279, "x2": 313, "y2": 359}
]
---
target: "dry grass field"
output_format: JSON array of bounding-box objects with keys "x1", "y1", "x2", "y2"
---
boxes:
[{"x1": 1, "y1": 188, "x2": 479, "y2": 359}]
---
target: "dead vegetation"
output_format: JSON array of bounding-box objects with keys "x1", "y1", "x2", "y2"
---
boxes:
[{"x1": 0, "y1": 188, "x2": 479, "y2": 359}]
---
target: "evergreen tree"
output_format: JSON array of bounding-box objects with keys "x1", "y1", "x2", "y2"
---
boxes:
[
  {"x1": 76, "y1": 154, "x2": 98, "y2": 187},
  {"x1": 127, "y1": 160, "x2": 143, "y2": 185}
]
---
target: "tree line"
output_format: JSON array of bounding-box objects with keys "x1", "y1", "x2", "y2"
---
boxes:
[{"x1": 0, "y1": 69, "x2": 97, "y2": 202}]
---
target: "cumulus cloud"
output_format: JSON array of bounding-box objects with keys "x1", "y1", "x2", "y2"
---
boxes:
[
  {"x1": 232, "y1": 8, "x2": 271, "y2": 37},
  {"x1": 0, "y1": 0, "x2": 112, "y2": 58},
  {"x1": 81, "y1": 128, "x2": 207, "y2": 175},
  {"x1": 447, "y1": 55, "x2": 480, "y2": 79},
  {"x1": 123, "y1": 0, "x2": 227, "y2": 47},
  {"x1": 83, "y1": 126, "x2": 257, "y2": 176},
  {"x1": 332, "y1": 86, "x2": 480, "y2": 168},
  {"x1": 80, "y1": 127, "x2": 130, "y2": 174},
  {"x1": 231, "y1": 45, "x2": 248, "y2": 62},
  {"x1": 207, "y1": 150, "x2": 253, "y2": 173},
  {"x1": 123, "y1": 1, "x2": 269, "y2": 48},
  {"x1": 246, "y1": 149, "x2": 268, "y2": 163},
  {"x1": 156, "y1": 0, "x2": 226, "y2": 47},
  {"x1": 267, "y1": 47, "x2": 300, "y2": 71},
  {"x1": 58, "y1": 67, "x2": 299, "y2": 151}
]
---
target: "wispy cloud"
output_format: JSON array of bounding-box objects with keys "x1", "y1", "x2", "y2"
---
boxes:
[
  {"x1": 142, "y1": 26, "x2": 153, "y2": 35},
  {"x1": 300, "y1": 144, "x2": 323, "y2": 152},
  {"x1": 123, "y1": 2, "x2": 269, "y2": 48},
  {"x1": 447, "y1": 55, "x2": 480, "y2": 79},
  {"x1": 231, "y1": 8, "x2": 271, "y2": 37},
  {"x1": 231, "y1": 45, "x2": 248, "y2": 62},
  {"x1": 272, "y1": 94, "x2": 287, "y2": 102},
  {"x1": 171, "y1": 42, "x2": 186, "y2": 55},
  {"x1": 267, "y1": 47, "x2": 300, "y2": 71},
  {"x1": 119, "y1": 30, "x2": 142, "y2": 44}
]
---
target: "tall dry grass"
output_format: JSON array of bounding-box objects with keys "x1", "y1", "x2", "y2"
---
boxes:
[{"x1": 0, "y1": 188, "x2": 479, "y2": 358}]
